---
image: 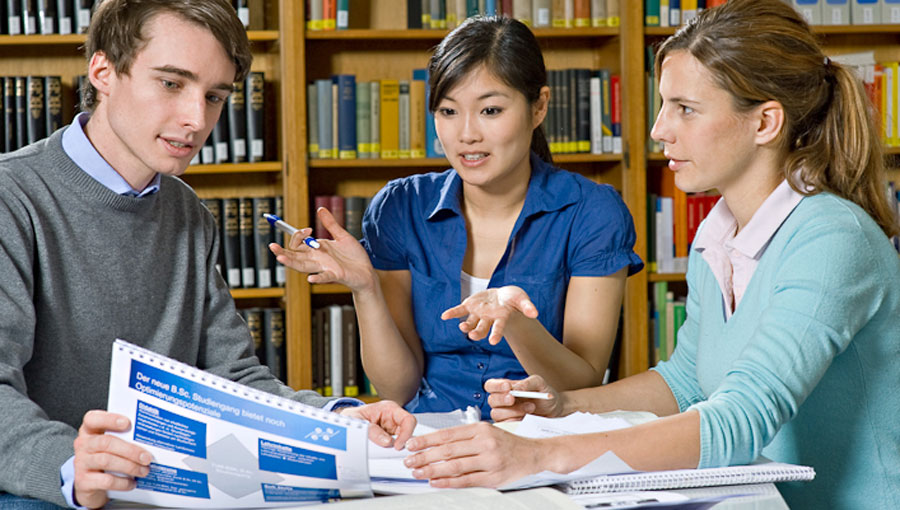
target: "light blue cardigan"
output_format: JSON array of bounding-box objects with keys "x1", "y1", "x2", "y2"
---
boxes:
[{"x1": 653, "y1": 192, "x2": 900, "y2": 509}]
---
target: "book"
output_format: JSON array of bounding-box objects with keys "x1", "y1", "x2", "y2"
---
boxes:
[
  {"x1": 242, "y1": 307, "x2": 266, "y2": 364},
  {"x1": 413, "y1": 68, "x2": 445, "y2": 159},
  {"x1": 344, "y1": 195, "x2": 366, "y2": 240},
  {"x1": 369, "y1": 81, "x2": 380, "y2": 158},
  {"x1": 793, "y1": 0, "x2": 823, "y2": 24},
  {"x1": 221, "y1": 197, "x2": 242, "y2": 288},
  {"x1": 14, "y1": 76, "x2": 25, "y2": 151},
  {"x1": 308, "y1": 0, "x2": 323, "y2": 30},
  {"x1": 591, "y1": 0, "x2": 606, "y2": 26},
  {"x1": 201, "y1": 198, "x2": 226, "y2": 278},
  {"x1": 589, "y1": 72, "x2": 603, "y2": 154},
  {"x1": 335, "y1": 74, "x2": 357, "y2": 159},
  {"x1": 226, "y1": 78, "x2": 247, "y2": 163},
  {"x1": 245, "y1": 71, "x2": 265, "y2": 162},
  {"x1": 252, "y1": 197, "x2": 275, "y2": 288},
  {"x1": 307, "y1": 82, "x2": 319, "y2": 157},
  {"x1": 379, "y1": 79, "x2": 399, "y2": 159},
  {"x1": 43, "y1": 76, "x2": 61, "y2": 136},
  {"x1": 3, "y1": 77, "x2": 12, "y2": 153},
  {"x1": 533, "y1": 0, "x2": 551, "y2": 26},
  {"x1": 273, "y1": 195, "x2": 286, "y2": 286},
  {"x1": 852, "y1": 0, "x2": 880, "y2": 23},
  {"x1": 573, "y1": 0, "x2": 589, "y2": 26},
  {"x1": 669, "y1": 0, "x2": 681, "y2": 26},
  {"x1": 513, "y1": 0, "x2": 532, "y2": 25},
  {"x1": 337, "y1": 0, "x2": 349, "y2": 29},
  {"x1": 409, "y1": 77, "x2": 426, "y2": 159},
  {"x1": 74, "y1": 0, "x2": 89, "y2": 33},
  {"x1": 606, "y1": 0, "x2": 619, "y2": 26},
  {"x1": 328, "y1": 304, "x2": 344, "y2": 397},
  {"x1": 25, "y1": 75, "x2": 45, "y2": 144},
  {"x1": 318, "y1": 306, "x2": 332, "y2": 396},
  {"x1": 562, "y1": 461, "x2": 815, "y2": 495},
  {"x1": 884, "y1": 0, "x2": 900, "y2": 22},
  {"x1": 575, "y1": 68, "x2": 591, "y2": 153},
  {"x1": 646, "y1": 0, "x2": 660, "y2": 26},
  {"x1": 822, "y1": 0, "x2": 848, "y2": 25},
  {"x1": 6, "y1": 0, "x2": 21, "y2": 35},
  {"x1": 341, "y1": 305, "x2": 358, "y2": 397},
  {"x1": 311, "y1": 306, "x2": 323, "y2": 394},
  {"x1": 407, "y1": 0, "x2": 423, "y2": 28},
  {"x1": 315, "y1": 78, "x2": 333, "y2": 159},
  {"x1": 234, "y1": 0, "x2": 249, "y2": 27},
  {"x1": 21, "y1": 0, "x2": 36, "y2": 34},
  {"x1": 212, "y1": 107, "x2": 230, "y2": 163},
  {"x1": 0, "y1": 78, "x2": 5, "y2": 153},
  {"x1": 247, "y1": 0, "x2": 265, "y2": 29},
  {"x1": 611, "y1": 74, "x2": 622, "y2": 154},
  {"x1": 355, "y1": 80, "x2": 371, "y2": 158},
  {"x1": 238, "y1": 197, "x2": 256, "y2": 287},
  {"x1": 323, "y1": 0, "x2": 337, "y2": 30},
  {"x1": 397, "y1": 80, "x2": 410, "y2": 159},
  {"x1": 263, "y1": 307, "x2": 286, "y2": 383},
  {"x1": 35, "y1": 0, "x2": 53, "y2": 34}
]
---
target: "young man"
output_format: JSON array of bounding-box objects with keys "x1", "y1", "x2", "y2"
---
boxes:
[{"x1": 0, "y1": 1, "x2": 413, "y2": 508}]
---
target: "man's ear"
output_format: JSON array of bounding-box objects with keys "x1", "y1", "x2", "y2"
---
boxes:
[
  {"x1": 754, "y1": 100, "x2": 784, "y2": 147},
  {"x1": 87, "y1": 51, "x2": 115, "y2": 98}
]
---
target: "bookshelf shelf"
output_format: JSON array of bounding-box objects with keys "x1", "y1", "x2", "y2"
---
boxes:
[
  {"x1": 230, "y1": 288, "x2": 285, "y2": 299},
  {"x1": 649, "y1": 272, "x2": 686, "y2": 283},
  {"x1": 308, "y1": 153, "x2": 622, "y2": 169},
  {"x1": 647, "y1": 25, "x2": 900, "y2": 37},
  {"x1": 0, "y1": 30, "x2": 279, "y2": 46},
  {"x1": 310, "y1": 283, "x2": 351, "y2": 295},
  {"x1": 305, "y1": 27, "x2": 620, "y2": 40},
  {"x1": 184, "y1": 162, "x2": 282, "y2": 174}
]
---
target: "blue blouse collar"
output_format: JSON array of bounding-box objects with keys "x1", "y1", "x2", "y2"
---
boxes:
[{"x1": 426, "y1": 152, "x2": 580, "y2": 221}]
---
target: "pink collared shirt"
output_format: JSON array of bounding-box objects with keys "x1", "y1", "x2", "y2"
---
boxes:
[{"x1": 691, "y1": 179, "x2": 805, "y2": 320}]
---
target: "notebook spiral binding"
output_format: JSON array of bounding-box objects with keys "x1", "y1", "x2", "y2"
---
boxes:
[
  {"x1": 563, "y1": 462, "x2": 815, "y2": 495},
  {"x1": 115, "y1": 339, "x2": 366, "y2": 430}
]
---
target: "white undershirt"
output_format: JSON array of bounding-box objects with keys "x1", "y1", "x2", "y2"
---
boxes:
[{"x1": 460, "y1": 271, "x2": 490, "y2": 299}]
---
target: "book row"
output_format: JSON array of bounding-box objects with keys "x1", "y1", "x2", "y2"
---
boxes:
[
  {"x1": 1, "y1": 0, "x2": 265, "y2": 36},
  {"x1": 190, "y1": 71, "x2": 269, "y2": 165},
  {"x1": 786, "y1": 0, "x2": 900, "y2": 26},
  {"x1": 0, "y1": 75, "x2": 62, "y2": 153},
  {"x1": 308, "y1": 69, "x2": 622, "y2": 162},
  {"x1": 644, "y1": 0, "x2": 726, "y2": 27},
  {"x1": 404, "y1": 0, "x2": 622, "y2": 30},
  {"x1": 310, "y1": 304, "x2": 375, "y2": 398},
  {"x1": 649, "y1": 283, "x2": 685, "y2": 376},
  {"x1": 240, "y1": 307, "x2": 287, "y2": 384},
  {"x1": 201, "y1": 196, "x2": 287, "y2": 290},
  {"x1": 311, "y1": 195, "x2": 372, "y2": 241}
]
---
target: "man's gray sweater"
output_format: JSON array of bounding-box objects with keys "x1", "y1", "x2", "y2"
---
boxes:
[{"x1": 0, "y1": 129, "x2": 331, "y2": 505}]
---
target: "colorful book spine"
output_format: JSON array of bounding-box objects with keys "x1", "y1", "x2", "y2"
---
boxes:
[
  {"x1": 307, "y1": 83, "x2": 319, "y2": 157},
  {"x1": 379, "y1": 79, "x2": 400, "y2": 159},
  {"x1": 315, "y1": 78, "x2": 334, "y2": 159},
  {"x1": 356, "y1": 80, "x2": 371, "y2": 158},
  {"x1": 227, "y1": 79, "x2": 247, "y2": 163},
  {"x1": 409, "y1": 77, "x2": 426, "y2": 159}
]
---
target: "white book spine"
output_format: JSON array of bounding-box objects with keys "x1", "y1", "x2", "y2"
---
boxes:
[{"x1": 328, "y1": 305, "x2": 344, "y2": 398}]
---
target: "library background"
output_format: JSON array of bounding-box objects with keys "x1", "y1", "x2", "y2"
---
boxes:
[{"x1": 4, "y1": 0, "x2": 899, "y2": 402}]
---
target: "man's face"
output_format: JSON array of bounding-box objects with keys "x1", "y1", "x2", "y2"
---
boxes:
[{"x1": 86, "y1": 12, "x2": 237, "y2": 190}]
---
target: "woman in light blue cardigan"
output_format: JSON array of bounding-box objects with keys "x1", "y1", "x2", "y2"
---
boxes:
[{"x1": 401, "y1": 1, "x2": 900, "y2": 508}]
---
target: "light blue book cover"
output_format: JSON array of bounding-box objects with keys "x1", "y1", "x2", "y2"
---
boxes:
[
  {"x1": 823, "y1": 0, "x2": 849, "y2": 25},
  {"x1": 794, "y1": 0, "x2": 823, "y2": 25},
  {"x1": 883, "y1": 0, "x2": 900, "y2": 23},
  {"x1": 853, "y1": 0, "x2": 882, "y2": 24}
]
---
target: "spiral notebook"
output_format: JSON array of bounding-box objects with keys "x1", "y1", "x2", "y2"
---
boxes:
[{"x1": 561, "y1": 461, "x2": 815, "y2": 495}]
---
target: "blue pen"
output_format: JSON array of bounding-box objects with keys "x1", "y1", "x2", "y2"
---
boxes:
[{"x1": 263, "y1": 213, "x2": 321, "y2": 249}]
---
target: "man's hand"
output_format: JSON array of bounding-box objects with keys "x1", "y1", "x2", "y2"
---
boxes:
[
  {"x1": 337, "y1": 400, "x2": 416, "y2": 450},
  {"x1": 73, "y1": 410, "x2": 152, "y2": 509}
]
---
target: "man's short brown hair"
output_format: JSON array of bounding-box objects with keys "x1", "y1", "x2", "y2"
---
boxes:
[{"x1": 81, "y1": 0, "x2": 252, "y2": 112}]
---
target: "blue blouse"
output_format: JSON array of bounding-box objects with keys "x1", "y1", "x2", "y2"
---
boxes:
[{"x1": 361, "y1": 153, "x2": 643, "y2": 419}]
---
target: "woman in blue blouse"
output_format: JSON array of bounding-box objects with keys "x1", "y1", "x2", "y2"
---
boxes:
[
  {"x1": 401, "y1": 1, "x2": 900, "y2": 507},
  {"x1": 272, "y1": 16, "x2": 642, "y2": 419}
]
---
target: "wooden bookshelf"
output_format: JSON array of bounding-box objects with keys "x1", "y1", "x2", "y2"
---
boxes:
[{"x1": 293, "y1": 0, "x2": 652, "y2": 384}]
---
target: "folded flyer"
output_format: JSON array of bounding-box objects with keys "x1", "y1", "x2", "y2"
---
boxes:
[{"x1": 106, "y1": 339, "x2": 371, "y2": 508}]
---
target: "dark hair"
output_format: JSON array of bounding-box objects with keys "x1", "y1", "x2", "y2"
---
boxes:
[
  {"x1": 81, "y1": 0, "x2": 252, "y2": 112},
  {"x1": 656, "y1": 0, "x2": 897, "y2": 237},
  {"x1": 427, "y1": 15, "x2": 552, "y2": 164}
]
